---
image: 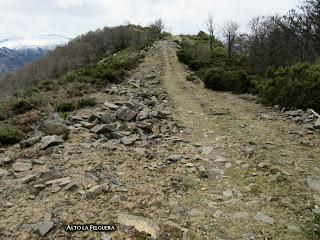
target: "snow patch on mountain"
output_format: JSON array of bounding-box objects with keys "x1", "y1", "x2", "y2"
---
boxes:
[{"x1": 0, "y1": 34, "x2": 71, "y2": 50}]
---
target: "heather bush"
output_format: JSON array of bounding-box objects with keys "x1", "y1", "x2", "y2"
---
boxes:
[{"x1": 0, "y1": 123, "x2": 24, "y2": 145}]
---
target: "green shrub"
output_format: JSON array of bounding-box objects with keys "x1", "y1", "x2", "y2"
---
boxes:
[
  {"x1": 77, "y1": 98, "x2": 97, "y2": 108},
  {"x1": 186, "y1": 73, "x2": 197, "y2": 81},
  {"x1": 0, "y1": 89, "x2": 43, "y2": 117},
  {"x1": 0, "y1": 123, "x2": 24, "y2": 145},
  {"x1": 56, "y1": 50, "x2": 138, "y2": 87},
  {"x1": 39, "y1": 80, "x2": 58, "y2": 91},
  {"x1": 204, "y1": 67, "x2": 251, "y2": 93},
  {"x1": 204, "y1": 67, "x2": 225, "y2": 90},
  {"x1": 56, "y1": 101, "x2": 76, "y2": 112},
  {"x1": 59, "y1": 112, "x2": 69, "y2": 120},
  {"x1": 11, "y1": 99, "x2": 33, "y2": 114},
  {"x1": 259, "y1": 62, "x2": 320, "y2": 111}
]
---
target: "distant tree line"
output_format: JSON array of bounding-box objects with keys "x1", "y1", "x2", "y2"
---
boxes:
[
  {"x1": 230, "y1": 0, "x2": 320, "y2": 74},
  {"x1": 178, "y1": 1, "x2": 320, "y2": 111},
  {"x1": 0, "y1": 19, "x2": 165, "y2": 93}
]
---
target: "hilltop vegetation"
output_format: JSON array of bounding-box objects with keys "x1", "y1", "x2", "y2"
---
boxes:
[
  {"x1": 0, "y1": 21, "x2": 163, "y2": 93},
  {"x1": 177, "y1": 0, "x2": 320, "y2": 112},
  {"x1": 0, "y1": 20, "x2": 165, "y2": 145}
]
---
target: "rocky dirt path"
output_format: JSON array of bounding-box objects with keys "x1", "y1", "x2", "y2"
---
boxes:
[
  {"x1": 0, "y1": 40, "x2": 320, "y2": 240},
  {"x1": 157, "y1": 40, "x2": 320, "y2": 239}
]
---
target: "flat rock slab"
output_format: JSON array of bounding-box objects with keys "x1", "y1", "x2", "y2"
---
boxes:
[
  {"x1": 99, "y1": 142, "x2": 117, "y2": 150},
  {"x1": 166, "y1": 154, "x2": 182, "y2": 162},
  {"x1": 41, "y1": 118, "x2": 69, "y2": 139},
  {"x1": 202, "y1": 147, "x2": 213, "y2": 155},
  {"x1": 35, "y1": 221, "x2": 54, "y2": 236},
  {"x1": 0, "y1": 156, "x2": 13, "y2": 165},
  {"x1": 45, "y1": 177, "x2": 72, "y2": 187},
  {"x1": 116, "y1": 107, "x2": 137, "y2": 121},
  {"x1": 315, "y1": 118, "x2": 320, "y2": 129},
  {"x1": 90, "y1": 124, "x2": 110, "y2": 134},
  {"x1": 0, "y1": 168, "x2": 9, "y2": 177},
  {"x1": 41, "y1": 135, "x2": 64, "y2": 149},
  {"x1": 20, "y1": 175, "x2": 37, "y2": 184},
  {"x1": 12, "y1": 162, "x2": 32, "y2": 172},
  {"x1": 118, "y1": 213, "x2": 160, "y2": 239},
  {"x1": 20, "y1": 135, "x2": 42, "y2": 148},
  {"x1": 255, "y1": 212, "x2": 274, "y2": 225},
  {"x1": 86, "y1": 185, "x2": 102, "y2": 198},
  {"x1": 307, "y1": 177, "x2": 320, "y2": 192},
  {"x1": 103, "y1": 101, "x2": 120, "y2": 110},
  {"x1": 121, "y1": 135, "x2": 139, "y2": 145}
]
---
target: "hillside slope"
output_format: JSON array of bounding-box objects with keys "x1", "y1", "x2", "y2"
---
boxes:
[{"x1": 0, "y1": 41, "x2": 319, "y2": 239}]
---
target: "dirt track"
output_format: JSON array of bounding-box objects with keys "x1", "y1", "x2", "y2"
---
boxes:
[
  {"x1": 158, "y1": 40, "x2": 320, "y2": 239},
  {"x1": 0, "y1": 40, "x2": 320, "y2": 240}
]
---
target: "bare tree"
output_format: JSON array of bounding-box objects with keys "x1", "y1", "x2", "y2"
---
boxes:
[
  {"x1": 221, "y1": 20, "x2": 239, "y2": 58},
  {"x1": 207, "y1": 14, "x2": 215, "y2": 52},
  {"x1": 150, "y1": 18, "x2": 165, "y2": 40}
]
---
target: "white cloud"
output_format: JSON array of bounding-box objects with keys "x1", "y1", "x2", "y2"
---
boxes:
[
  {"x1": 56, "y1": 0, "x2": 85, "y2": 9},
  {"x1": 0, "y1": 0, "x2": 299, "y2": 38}
]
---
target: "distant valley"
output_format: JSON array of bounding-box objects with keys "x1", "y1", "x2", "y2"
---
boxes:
[{"x1": 0, "y1": 34, "x2": 70, "y2": 75}]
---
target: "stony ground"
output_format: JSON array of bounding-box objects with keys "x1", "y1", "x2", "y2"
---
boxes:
[{"x1": 0, "y1": 40, "x2": 320, "y2": 240}]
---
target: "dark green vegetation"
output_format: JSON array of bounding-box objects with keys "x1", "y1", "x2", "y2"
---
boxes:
[
  {"x1": 177, "y1": 32, "x2": 254, "y2": 95},
  {"x1": 178, "y1": 0, "x2": 320, "y2": 112},
  {"x1": 0, "y1": 49, "x2": 140, "y2": 121},
  {"x1": 56, "y1": 98, "x2": 97, "y2": 112},
  {"x1": 0, "y1": 123, "x2": 24, "y2": 145}
]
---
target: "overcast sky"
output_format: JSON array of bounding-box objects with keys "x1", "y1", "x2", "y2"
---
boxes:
[{"x1": 0, "y1": 0, "x2": 299, "y2": 39}]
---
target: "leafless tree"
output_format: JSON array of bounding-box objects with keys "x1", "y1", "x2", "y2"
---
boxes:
[
  {"x1": 150, "y1": 18, "x2": 165, "y2": 40},
  {"x1": 207, "y1": 14, "x2": 215, "y2": 52},
  {"x1": 221, "y1": 20, "x2": 239, "y2": 58}
]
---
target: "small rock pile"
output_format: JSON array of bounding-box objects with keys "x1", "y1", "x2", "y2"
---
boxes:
[{"x1": 275, "y1": 107, "x2": 320, "y2": 130}]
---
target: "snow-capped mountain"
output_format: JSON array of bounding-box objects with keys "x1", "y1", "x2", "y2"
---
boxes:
[
  {"x1": 0, "y1": 34, "x2": 71, "y2": 50},
  {"x1": 0, "y1": 34, "x2": 71, "y2": 75}
]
